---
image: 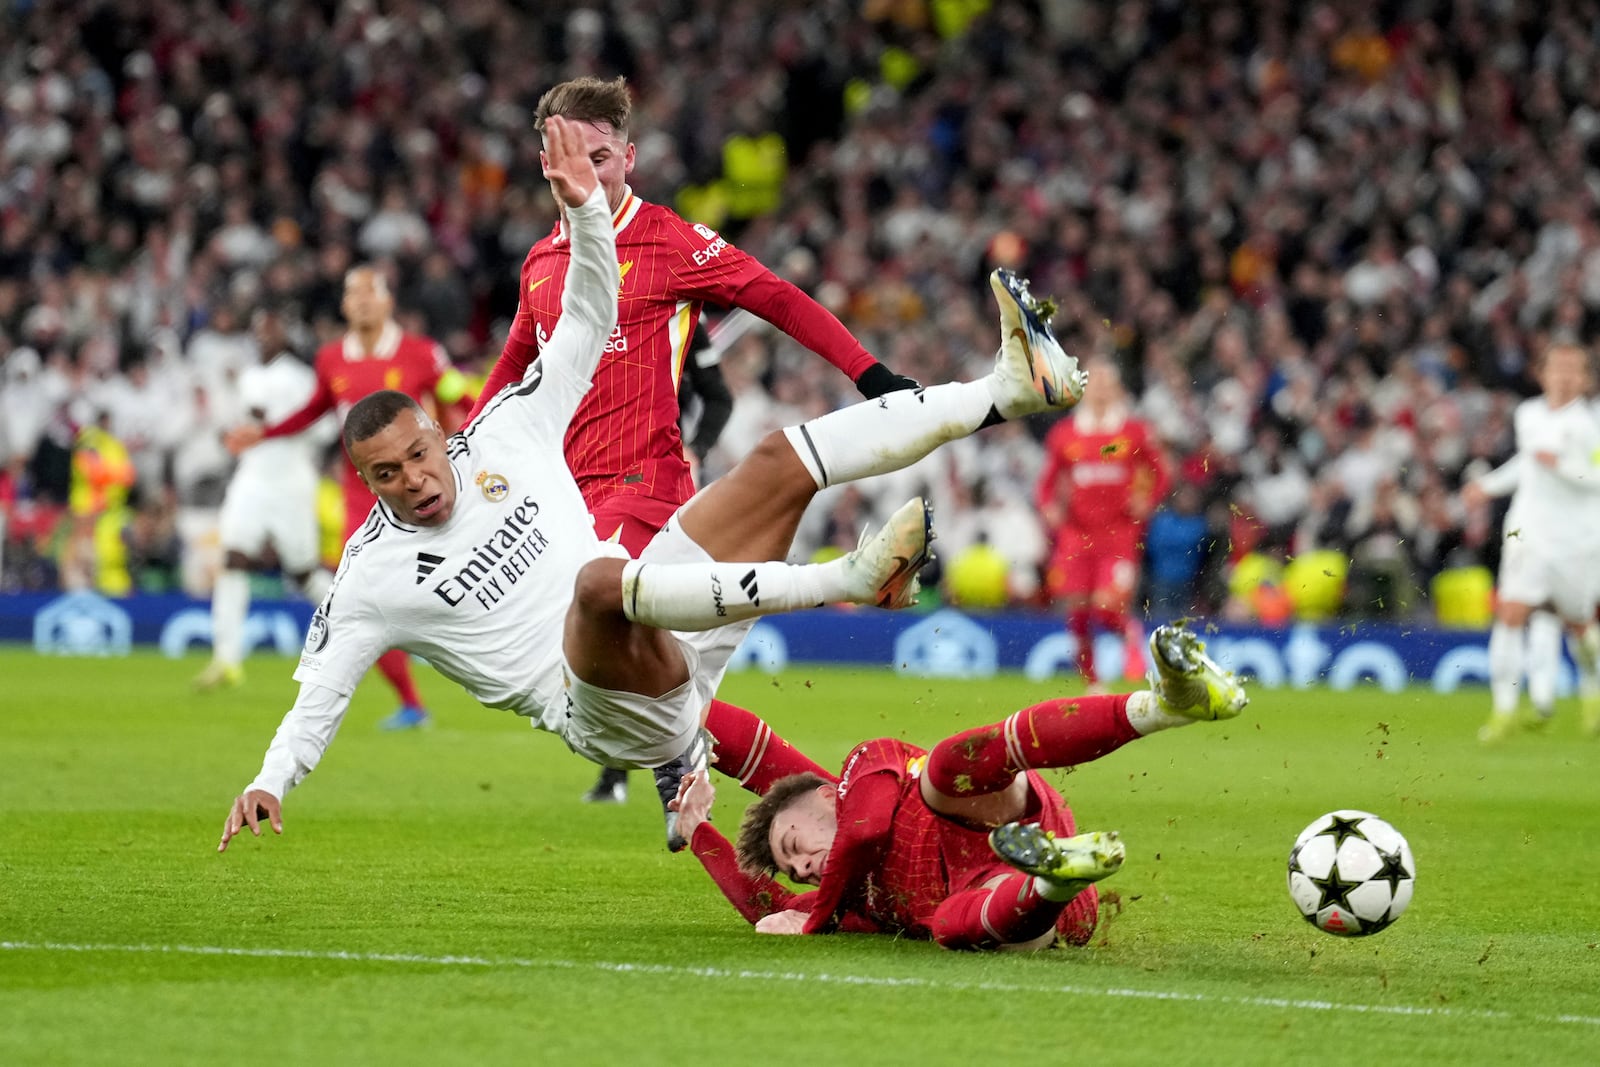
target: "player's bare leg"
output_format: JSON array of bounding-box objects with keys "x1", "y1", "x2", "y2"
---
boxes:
[{"x1": 609, "y1": 267, "x2": 1085, "y2": 632}]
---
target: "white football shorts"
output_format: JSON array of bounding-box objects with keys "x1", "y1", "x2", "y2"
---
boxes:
[
  {"x1": 218, "y1": 473, "x2": 321, "y2": 574},
  {"x1": 555, "y1": 512, "x2": 752, "y2": 769},
  {"x1": 1497, "y1": 537, "x2": 1598, "y2": 622}
]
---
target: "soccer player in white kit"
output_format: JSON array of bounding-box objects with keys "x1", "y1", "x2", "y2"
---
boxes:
[
  {"x1": 194, "y1": 307, "x2": 335, "y2": 691},
  {"x1": 218, "y1": 116, "x2": 1089, "y2": 851},
  {"x1": 1462, "y1": 341, "x2": 1600, "y2": 741}
]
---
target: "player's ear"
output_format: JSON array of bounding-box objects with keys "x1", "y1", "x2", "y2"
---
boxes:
[
  {"x1": 623, "y1": 140, "x2": 635, "y2": 174},
  {"x1": 817, "y1": 782, "x2": 838, "y2": 804}
]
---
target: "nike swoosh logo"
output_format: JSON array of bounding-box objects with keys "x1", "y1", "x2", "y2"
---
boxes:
[{"x1": 528, "y1": 277, "x2": 551, "y2": 293}]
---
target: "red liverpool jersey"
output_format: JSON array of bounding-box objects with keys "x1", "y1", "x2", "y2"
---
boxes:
[
  {"x1": 1035, "y1": 406, "x2": 1171, "y2": 534},
  {"x1": 265, "y1": 321, "x2": 450, "y2": 511},
  {"x1": 475, "y1": 189, "x2": 877, "y2": 512}
]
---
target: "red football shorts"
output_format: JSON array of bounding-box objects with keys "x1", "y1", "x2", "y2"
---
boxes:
[
  {"x1": 589, "y1": 493, "x2": 682, "y2": 557},
  {"x1": 1046, "y1": 525, "x2": 1141, "y2": 599}
]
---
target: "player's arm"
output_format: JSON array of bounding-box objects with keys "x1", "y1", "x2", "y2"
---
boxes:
[
  {"x1": 681, "y1": 323, "x2": 732, "y2": 461},
  {"x1": 523, "y1": 116, "x2": 619, "y2": 417},
  {"x1": 799, "y1": 769, "x2": 899, "y2": 934},
  {"x1": 729, "y1": 268, "x2": 918, "y2": 397},
  {"x1": 225, "y1": 370, "x2": 337, "y2": 454},
  {"x1": 665, "y1": 218, "x2": 916, "y2": 397},
  {"x1": 1463, "y1": 454, "x2": 1521, "y2": 507},
  {"x1": 672, "y1": 770, "x2": 807, "y2": 923},
  {"x1": 217, "y1": 682, "x2": 352, "y2": 852}
]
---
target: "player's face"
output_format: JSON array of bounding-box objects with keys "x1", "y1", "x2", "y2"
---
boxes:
[
  {"x1": 351, "y1": 410, "x2": 458, "y2": 526},
  {"x1": 342, "y1": 269, "x2": 394, "y2": 331},
  {"x1": 1539, "y1": 345, "x2": 1591, "y2": 407},
  {"x1": 767, "y1": 785, "x2": 839, "y2": 886},
  {"x1": 542, "y1": 120, "x2": 634, "y2": 213}
]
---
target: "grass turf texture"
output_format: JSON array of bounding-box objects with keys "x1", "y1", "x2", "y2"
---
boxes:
[{"x1": 2, "y1": 647, "x2": 1598, "y2": 1065}]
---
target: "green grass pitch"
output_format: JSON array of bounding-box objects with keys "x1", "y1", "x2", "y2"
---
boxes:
[{"x1": 2, "y1": 646, "x2": 1598, "y2": 1065}]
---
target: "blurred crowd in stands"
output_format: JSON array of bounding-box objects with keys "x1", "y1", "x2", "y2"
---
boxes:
[{"x1": 4, "y1": 0, "x2": 1598, "y2": 625}]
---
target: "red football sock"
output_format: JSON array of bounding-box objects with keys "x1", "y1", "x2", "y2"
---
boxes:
[
  {"x1": 1058, "y1": 884, "x2": 1100, "y2": 946},
  {"x1": 931, "y1": 873, "x2": 1067, "y2": 950},
  {"x1": 376, "y1": 649, "x2": 425, "y2": 709},
  {"x1": 925, "y1": 694, "x2": 1139, "y2": 798},
  {"x1": 705, "y1": 700, "x2": 831, "y2": 794},
  {"x1": 1069, "y1": 608, "x2": 1097, "y2": 684}
]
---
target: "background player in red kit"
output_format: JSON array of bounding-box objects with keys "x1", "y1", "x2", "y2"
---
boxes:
[
  {"x1": 1036, "y1": 356, "x2": 1171, "y2": 688},
  {"x1": 470, "y1": 76, "x2": 919, "y2": 821},
  {"x1": 226, "y1": 266, "x2": 465, "y2": 730},
  {"x1": 671, "y1": 626, "x2": 1246, "y2": 950}
]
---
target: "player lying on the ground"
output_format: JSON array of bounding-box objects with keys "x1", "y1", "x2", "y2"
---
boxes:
[
  {"x1": 217, "y1": 114, "x2": 1088, "y2": 851},
  {"x1": 669, "y1": 626, "x2": 1248, "y2": 950}
]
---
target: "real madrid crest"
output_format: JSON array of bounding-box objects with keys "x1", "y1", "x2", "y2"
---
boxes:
[{"x1": 476, "y1": 470, "x2": 509, "y2": 502}]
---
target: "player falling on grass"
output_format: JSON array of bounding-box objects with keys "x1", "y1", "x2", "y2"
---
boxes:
[
  {"x1": 217, "y1": 115, "x2": 1087, "y2": 852},
  {"x1": 668, "y1": 625, "x2": 1247, "y2": 949},
  {"x1": 469, "y1": 76, "x2": 920, "y2": 822},
  {"x1": 194, "y1": 308, "x2": 335, "y2": 691},
  {"x1": 225, "y1": 266, "x2": 469, "y2": 731},
  {"x1": 1035, "y1": 356, "x2": 1170, "y2": 688},
  {"x1": 1461, "y1": 341, "x2": 1600, "y2": 741}
]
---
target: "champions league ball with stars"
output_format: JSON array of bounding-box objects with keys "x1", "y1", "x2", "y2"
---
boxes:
[{"x1": 1287, "y1": 810, "x2": 1415, "y2": 937}]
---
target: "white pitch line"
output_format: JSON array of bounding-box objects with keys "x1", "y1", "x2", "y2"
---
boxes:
[{"x1": 4, "y1": 940, "x2": 1597, "y2": 1029}]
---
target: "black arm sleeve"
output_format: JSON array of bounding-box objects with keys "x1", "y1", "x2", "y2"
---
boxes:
[{"x1": 682, "y1": 324, "x2": 733, "y2": 460}]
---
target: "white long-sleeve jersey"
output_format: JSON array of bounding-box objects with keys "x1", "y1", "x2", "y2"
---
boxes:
[
  {"x1": 247, "y1": 186, "x2": 622, "y2": 800},
  {"x1": 1474, "y1": 395, "x2": 1600, "y2": 557}
]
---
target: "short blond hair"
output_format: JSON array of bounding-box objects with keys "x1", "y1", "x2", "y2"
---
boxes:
[{"x1": 535, "y1": 76, "x2": 631, "y2": 137}]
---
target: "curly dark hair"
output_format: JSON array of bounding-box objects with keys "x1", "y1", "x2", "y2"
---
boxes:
[{"x1": 734, "y1": 772, "x2": 831, "y2": 876}]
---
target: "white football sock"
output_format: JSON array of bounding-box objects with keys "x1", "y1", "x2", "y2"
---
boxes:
[
  {"x1": 1525, "y1": 612, "x2": 1562, "y2": 714},
  {"x1": 1486, "y1": 622, "x2": 1524, "y2": 717},
  {"x1": 1031, "y1": 875, "x2": 1087, "y2": 903},
  {"x1": 1123, "y1": 689, "x2": 1194, "y2": 735},
  {"x1": 210, "y1": 569, "x2": 251, "y2": 668},
  {"x1": 782, "y1": 381, "x2": 996, "y2": 489},
  {"x1": 621, "y1": 558, "x2": 851, "y2": 630}
]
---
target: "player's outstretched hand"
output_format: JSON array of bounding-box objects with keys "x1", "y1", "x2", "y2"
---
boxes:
[
  {"x1": 542, "y1": 114, "x2": 599, "y2": 209},
  {"x1": 218, "y1": 789, "x2": 283, "y2": 852},
  {"x1": 223, "y1": 424, "x2": 265, "y2": 456},
  {"x1": 754, "y1": 909, "x2": 808, "y2": 935},
  {"x1": 668, "y1": 770, "x2": 715, "y2": 841}
]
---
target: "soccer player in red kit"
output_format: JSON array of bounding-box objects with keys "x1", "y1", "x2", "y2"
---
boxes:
[
  {"x1": 671, "y1": 626, "x2": 1246, "y2": 949},
  {"x1": 1036, "y1": 356, "x2": 1171, "y2": 687},
  {"x1": 470, "y1": 76, "x2": 919, "y2": 826},
  {"x1": 225, "y1": 267, "x2": 465, "y2": 730}
]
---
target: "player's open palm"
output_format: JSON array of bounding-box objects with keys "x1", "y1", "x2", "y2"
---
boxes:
[
  {"x1": 218, "y1": 789, "x2": 283, "y2": 852},
  {"x1": 542, "y1": 115, "x2": 599, "y2": 209}
]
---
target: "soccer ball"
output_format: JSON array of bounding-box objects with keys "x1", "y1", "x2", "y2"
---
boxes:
[{"x1": 1287, "y1": 810, "x2": 1414, "y2": 937}]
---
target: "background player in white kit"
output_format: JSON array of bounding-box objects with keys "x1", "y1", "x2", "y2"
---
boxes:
[
  {"x1": 194, "y1": 307, "x2": 336, "y2": 691},
  {"x1": 217, "y1": 116, "x2": 1088, "y2": 851},
  {"x1": 1462, "y1": 341, "x2": 1600, "y2": 741}
]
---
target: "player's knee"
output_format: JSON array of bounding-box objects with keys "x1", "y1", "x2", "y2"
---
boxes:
[
  {"x1": 572, "y1": 558, "x2": 627, "y2": 616},
  {"x1": 751, "y1": 431, "x2": 818, "y2": 498}
]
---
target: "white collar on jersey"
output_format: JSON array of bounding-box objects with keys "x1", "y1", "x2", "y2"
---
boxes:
[
  {"x1": 554, "y1": 185, "x2": 642, "y2": 245},
  {"x1": 1073, "y1": 403, "x2": 1131, "y2": 435},
  {"x1": 342, "y1": 320, "x2": 402, "y2": 362}
]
